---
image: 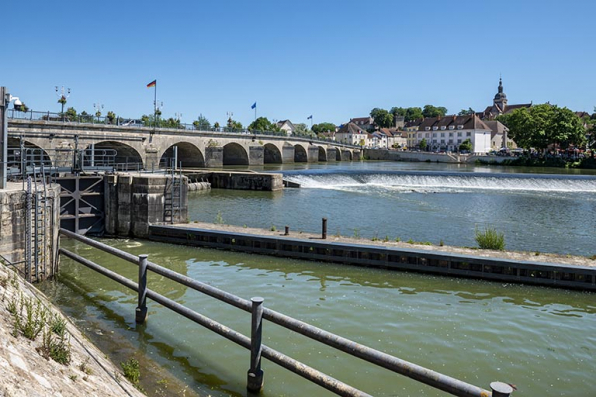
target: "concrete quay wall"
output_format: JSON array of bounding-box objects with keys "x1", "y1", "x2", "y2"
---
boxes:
[
  {"x1": 105, "y1": 173, "x2": 188, "y2": 237},
  {"x1": 186, "y1": 171, "x2": 283, "y2": 191},
  {"x1": 148, "y1": 225, "x2": 596, "y2": 291},
  {"x1": 0, "y1": 183, "x2": 60, "y2": 280}
]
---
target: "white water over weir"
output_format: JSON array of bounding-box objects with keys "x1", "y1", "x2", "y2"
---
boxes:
[{"x1": 285, "y1": 172, "x2": 596, "y2": 193}]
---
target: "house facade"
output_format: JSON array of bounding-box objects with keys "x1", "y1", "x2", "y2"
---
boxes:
[
  {"x1": 276, "y1": 120, "x2": 296, "y2": 136},
  {"x1": 416, "y1": 114, "x2": 492, "y2": 153},
  {"x1": 336, "y1": 122, "x2": 369, "y2": 146},
  {"x1": 349, "y1": 117, "x2": 375, "y2": 131}
]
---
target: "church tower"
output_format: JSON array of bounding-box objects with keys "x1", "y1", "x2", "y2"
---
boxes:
[{"x1": 493, "y1": 77, "x2": 508, "y2": 112}]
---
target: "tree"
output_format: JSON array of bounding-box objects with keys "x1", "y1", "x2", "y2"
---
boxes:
[
  {"x1": 458, "y1": 108, "x2": 475, "y2": 116},
  {"x1": 107, "y1": 111, "x2": 116, "y2": 124},
  {"x1": 294, "y1": 123, "x2": 313, "y2": 137},
  {"x1": 419, "y1": 138, "x2": 427, "y2": 151},
  {"x1": 193, "y1": 115, "x2": 211, "y2": 130},
  {"x1": 65, "y1": 107, "x2": 77, "y2": 121},
  {"x1": 226, "y1": 117, "x2": 242, "y2": 130},
  {"x1": 390, "y1": 107, "x2": 406, "y2": 120},
  {"x1": 370, "y1": 108, "x2": 393, "y2": 129},
  {"x1": 404, "y1": 107, "x2": 424, "y2": 122},
  {"x1": 499, "y1": 104, "x2": 586, "y2": 151},
  {"x1": 312, "y1": 122, "x2": 336, "y2": 135},
  {"x1": 459, "y1": 139, "x2": 472, "y2": 152},
  {"x1": 248, "y1": 117, "x2": 276, "y2": 132},
  {"x1": 422, "y1": 105, "x2": 448, "y2": 118}
]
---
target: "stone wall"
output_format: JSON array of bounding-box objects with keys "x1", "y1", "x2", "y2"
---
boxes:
[
  {"x1": 105, "y1": 173, "x2": 189, "y2": 237},
  {"x1": 0, "y1": 182, "x2": 60, "y2": 280},
  {"x1": 206, "y1": 171, "x2": 283, "y2": 191}
]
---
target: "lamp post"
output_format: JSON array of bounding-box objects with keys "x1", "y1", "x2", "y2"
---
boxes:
[
  {"x1": 227, "y1": 111, "x2": 233, "y2": 130},
  {"x1": 94, "y1": 102, "x2": 104, "y2": 123},
  {"x1": 55, "y1": 86, "x2": 71, "y2": 121},
  {"x1": 175, "y1": 112, "x2": 182, "y2": 129}
]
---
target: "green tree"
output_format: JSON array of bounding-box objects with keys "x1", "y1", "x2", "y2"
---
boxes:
[
  {"x1": 64, "y1": 107, "x2": 77, "y2": 121},
  {"x1": 499, "y1": 104, "x2": 586, "y2": 151},
  {"x1": 419, "y1": 138, "x2": 427, "y2": 151},
  {"x1": 294, "y1": 123, "x2": 314, "y2": 137},
  {"x1": 405, "y1": 107, "x2": 424, "y2": 122},
  {"x1": 107, "y1": 111, "x2": 116, "y2": 124},
  {"x1": 422, "y1": 105, "x2": 448, "y2": 118},
  {"x1": 390, "y1": 107, "x2": 406, "y2": 120},
  {"x1": 370, "y1": 108, "x2": 393, "y2": 129},
  {"x1": 193, "y1": 115, "x2": 211, "y2": 130},
  {"x1": 459, "y1": 139, "x2": 472, "y2": 152},
  {"x1": 458, "y1": 107, "x2": 475, "y2": 116},
  {"x1": 248, "y1": 117, "x2": 276, "y2": 132},
  {"x1": 312, "y1": 122, "x2": 336, "y2": 134}
]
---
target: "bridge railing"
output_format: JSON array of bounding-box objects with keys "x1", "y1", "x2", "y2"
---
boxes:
[
  {"x1": 59, "y1": 228, "x2": 513, "y2": 397},
  {"x1": 7, "y1": 109, "x2": 360, "y2": 149}
]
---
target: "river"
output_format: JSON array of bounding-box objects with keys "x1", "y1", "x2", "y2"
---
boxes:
[{"x1": 39, "y1": 161, "x2": 596, "y2": 396}]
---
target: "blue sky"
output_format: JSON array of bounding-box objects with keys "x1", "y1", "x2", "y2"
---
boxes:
[{"x1": 3, "y1": 0, "x2": 595, "y2": 126}]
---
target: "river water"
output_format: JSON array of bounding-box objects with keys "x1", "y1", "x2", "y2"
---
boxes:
[{"x1": 39, "y1": 161, "x2": 596, "y2": 396}]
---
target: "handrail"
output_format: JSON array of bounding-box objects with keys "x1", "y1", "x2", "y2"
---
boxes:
[
  {"x1": 59, "y1": 228, "x2": 512, "y2": 397},
  {"x1": 8, "y1": 110, "x2": 360, "y2": 149}
]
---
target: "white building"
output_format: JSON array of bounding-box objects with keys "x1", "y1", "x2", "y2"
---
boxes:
[
  {"x1": 276, "y1": 120, "x2": 296, "y2": 136},
  {"x1": 336, "y1": 122, "x2": 370, "y2": 146},
  {"x1": 416, "y1": 114, "x2": 492, "y2": 153}
]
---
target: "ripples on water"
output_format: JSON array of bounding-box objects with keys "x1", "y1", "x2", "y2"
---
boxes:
[{"x1": 40, "y1": 239, "x2": 596, "y2": 397}]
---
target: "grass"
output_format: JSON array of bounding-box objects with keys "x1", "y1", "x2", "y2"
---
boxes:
[
  {"x1": 214, "y1": 211, "x2": 224, "y2": 224},
  {"x1": 121, "y1": 358, "x2": 141, "y2": 385},
  {"x1": 475, "y1": 227, "x2": 505, "y2": 251}
]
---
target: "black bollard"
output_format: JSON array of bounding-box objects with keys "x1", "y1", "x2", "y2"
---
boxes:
[{"x1": 322, "y1": 218, "x2": 327, "y2": 239}]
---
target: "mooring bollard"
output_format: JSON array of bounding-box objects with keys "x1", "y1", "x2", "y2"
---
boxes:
[
  {"x1": 322, "y1": 217, "x2": 327, "y2": 239},
  {"x1": 247, "y1": 297, "x2": 264, "y2": 392},
  {"x1": 284, "y1": 226, "x2": 289, "y2": 236},
  {"x1": 490, "y1": 381, "x2": 514, "y2": 397},
  {"x1": 135, "y1": 254, "x2": 148, "y2": 324}
]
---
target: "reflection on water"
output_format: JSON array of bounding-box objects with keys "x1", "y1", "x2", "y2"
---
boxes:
[{"x1": 40, "y1": 238, "x2": 596, "y2": 397}]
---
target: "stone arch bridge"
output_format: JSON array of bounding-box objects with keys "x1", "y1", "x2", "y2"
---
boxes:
[{"x1": 7, "y1": 120, "x2": 360, "y2": 169}]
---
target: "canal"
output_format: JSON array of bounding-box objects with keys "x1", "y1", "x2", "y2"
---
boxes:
[{"x1": 39, "y1": 161, "x2": 596, "y2": 396}]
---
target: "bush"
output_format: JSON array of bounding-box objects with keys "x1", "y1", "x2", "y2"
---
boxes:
[
  {"x1": 121, "y1": 358, "x2": 140, "y2": 385},
  {"x1": 475, "y1": 227, "x2": 505, "y2": 250}
]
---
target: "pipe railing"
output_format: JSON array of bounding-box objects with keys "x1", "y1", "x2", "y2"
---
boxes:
[{"x1": 59, "y1": 228, "x2": 513, "y2": 397}]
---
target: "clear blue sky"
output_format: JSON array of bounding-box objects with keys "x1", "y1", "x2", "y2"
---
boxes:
[{"x1": 3, "y1": 0, "x2": 595, "y2": 126}]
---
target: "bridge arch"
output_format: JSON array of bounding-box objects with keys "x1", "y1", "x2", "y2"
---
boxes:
[
  {"x1": 263, "y1": 143, "x2": 282, "y2": 164},
  {"x1": 294, "y1": 144, "x2": 308, "y2": 162},
  {"x1": 223, "y1": 142, "x2": 249, "y2": 166},
  {"x1": 160, "y1": 142, "x2": 205, "y2": 168},
  {"x1": 336, "y1": 148, "x2": 342, "y2": 161},
  {"x1": 7, "y1": 137, "x2": 53, "y2": 168},
  {"x1": 318, "y1": 146, "x2": 327, "y2": 162},
  {"x1": 90, "y1": 141, "x2": 144, "y2": 170}
]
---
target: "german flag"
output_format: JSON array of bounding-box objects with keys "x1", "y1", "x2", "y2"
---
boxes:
[{"x1": 146, "y1": 80, "x2": 156, "y2": 88}]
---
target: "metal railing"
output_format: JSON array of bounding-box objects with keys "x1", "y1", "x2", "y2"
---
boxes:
[
  {"x1": 59, "y1": 228, "x2": 513, "y2": 397},
  {"x1": 7, "y1": 109, "x2": 360, "y2": 149}
]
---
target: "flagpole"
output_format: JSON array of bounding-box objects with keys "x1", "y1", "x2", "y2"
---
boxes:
[
  {"x1": 153, "y1": 82, "x2": 157, "y2": 133},
  {"x1": 254, "y1": 104, "x2": 257, "y2": 121}
]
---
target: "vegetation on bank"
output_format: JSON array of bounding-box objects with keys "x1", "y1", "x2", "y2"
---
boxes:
[{"x1": 476, "y1": 155, "x2": 596, "y2": 169}]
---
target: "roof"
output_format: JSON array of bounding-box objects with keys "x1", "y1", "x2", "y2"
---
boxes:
[
  {"x1": 337, "y1": 122, "x2": 365, "y2": 135},
  {"x1": 484, "y1": 120, "x2": 508, "y2": 139},
  {"x1": 418, "y1": 114, "x2": 491, "y2": 131},
  {"x1": 349, "y1": 117, "x2": 373, "y2": 125}
]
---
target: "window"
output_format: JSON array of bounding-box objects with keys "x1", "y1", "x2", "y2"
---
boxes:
[
  {"x1": 466, "y1": 132, "x2": 471, "y2": 137},
  {"x1": 441, "y1": 133, "x2": 445, "y2": 137},
  {"x1": 449, "y1": 125, "x2": 455, "y2": 130},
  {"x1": 457, "y1": 125, "x2": 464, "y2": 129},
  {"x1": 426, "y1": 133, "x2": 430, "y2": 138},
  {"x1": 425, "y1": 126, "x2": 430, "y2": 131},
  {"x1": 449, "y1": 133, "x2": 453, "y2": 137},
  {"x1": 457, "y1": 132, "x2": 462, "y2": 137},
  {"x1": 440, "y1": 126, "x2": 446, "y2": 130},
  {"x1": 457, "y1": 139, "x2": 462, "y2": 143},
  {"x1": 441, "y1": 139, "x2": 445, "y2": 144},
  {"x1": 432, "y1": 126, "x2": 438, "y2": 131}
]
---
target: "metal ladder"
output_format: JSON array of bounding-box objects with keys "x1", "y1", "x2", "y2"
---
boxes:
[{"x1": 164, "y1": 162, "x2": 182, "y2": 224}]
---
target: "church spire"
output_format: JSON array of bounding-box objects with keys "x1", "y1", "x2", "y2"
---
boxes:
[{"x1": 498, "y1": 77, "x2": 503, "y2": 94}]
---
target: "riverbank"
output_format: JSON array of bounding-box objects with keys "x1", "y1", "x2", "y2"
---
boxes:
[
  {"x1": 0, "y1": 263, "x2": 145, "y2": 397},
  {"x1": 176, "y1": 221, "x2": 595, "y2": 268},
  {"x1": 477, "y1": 155, "x2": 596, "y2": 169}
]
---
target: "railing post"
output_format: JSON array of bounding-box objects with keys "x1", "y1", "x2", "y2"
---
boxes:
[
  {"x1": 322, "y1": 217, "x2": 327, "y2": 239},
  {"x1": 135, "y1": 254, "x2": 149, "y2": 323},
  {"x1": 247, "y1": 296, "x2": 264, "y2": 393},
  {"x1": 490, "y1": 381, "x2": 514, "y2": 397},
  {"x1": 284, "y1": 226, "x2": 289, "y2": 236}
]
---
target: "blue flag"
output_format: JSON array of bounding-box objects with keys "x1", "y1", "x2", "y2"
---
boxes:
[
  {"x1": 251, "y1": 102, "x2": 257, "y2": 109},
  {"x1": 307, "y1": 115, "x2": 313, "y2": 119}
]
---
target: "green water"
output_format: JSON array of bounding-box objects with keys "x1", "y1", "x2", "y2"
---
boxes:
[{"x1": 40, "y1": 237, "x2": 596, "y2": 396}]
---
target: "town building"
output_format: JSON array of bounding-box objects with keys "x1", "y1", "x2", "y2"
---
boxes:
[
  {"x1": 404, "y1": 120, "x2": 422, "y2": 149},
  {"x1": 336, "y1": 122, "x2": 369, "y2": 146},
  {"x1": 479, "y1": 78, "x2": 532, "y2": 120},
  {"x1": 416, "y1": 114, "x2": 492, "y2": 153},
  {"x1": 349, "y1": 117, "x2": 375, "y2": 131},
  {"x1": 484, "y1": 120, "x2": 513, "y2": 149},
  {"x1": 379, "y1": 128, "x2": 407, "y2": 149},
  {"x1": 276, "y1": 120, "x2": 296, "y2": 136}
]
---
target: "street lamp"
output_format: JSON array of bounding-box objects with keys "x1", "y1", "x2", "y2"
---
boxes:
[
  {"x1": 94, "y1": 102, "x2": 104, "y2": 123},
  {"x1": 227, "y1": 111, "x2": 233, "y2": 130},
  {"x1": 55, "y1": 86, "x2": 71, "y2": 121}
]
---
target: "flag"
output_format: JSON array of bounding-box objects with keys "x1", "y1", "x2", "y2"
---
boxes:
[
  {"x1": 147, "y1": 80, "x2": 156, "y2": 88},
  {"x1": 307, "y1": 115, "x2": 313, "y2": 119},
  {"x1": 251, "y1": 102, "x2": 257, "y2": 109}
]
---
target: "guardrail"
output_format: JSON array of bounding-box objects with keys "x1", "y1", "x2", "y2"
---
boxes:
[
  {"x1": 59, "y1": 228, "x2": 513, "y2": 397},
  {"x1": 8, "y1": 109, "x2": 359, "y2": 149}
]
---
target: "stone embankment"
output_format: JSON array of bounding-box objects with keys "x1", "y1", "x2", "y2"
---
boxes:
[{"x1": 0, "y1": 263, "x2": 145, "y2": 397}]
